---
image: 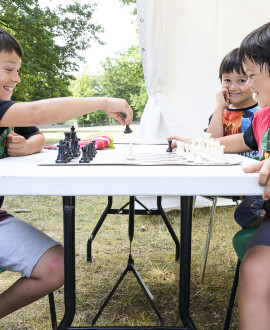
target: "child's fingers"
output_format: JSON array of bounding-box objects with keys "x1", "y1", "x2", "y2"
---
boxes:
[
  {"x1": 243, "y1": 161, "x2": 264, "y2": 173},
  {"x1": 258, "y1": 160, "x2": 270, "y2": 187},
  {"x1": 7, "y1": 131, "x2": 19, "y2": 137},
  {"x1": 167, "y1": 136, "x2": 180, "y2": 141}
]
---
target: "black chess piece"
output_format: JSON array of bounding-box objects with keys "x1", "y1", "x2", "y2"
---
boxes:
[
  {"x1": 70, "y1": 126, "x2": 81, "y2": 157},
  {"x1": 79, "y1": 145, "x2": 90, "y2": 163},
  {"x1": 64, "y1": 141, "x2": 72, "y2": 161},
  {"x1": 86, "y1": 143, "x2": 93, "y2": 161},
  {"x1": 124, "y1": 125, "x2": 132, "y2": 134},
  {"x1": 55, "y1": 141, "x2": 68, "y2": 163},
  {"x1": 91, "y1": 140, "x2": 97, "y2": 157},
  {"x1": 64, "y1": 132, "x2": 71, "y2": 142},
  {"x1": 166, "y1": 140, "x2": 172, "y2": 152}
]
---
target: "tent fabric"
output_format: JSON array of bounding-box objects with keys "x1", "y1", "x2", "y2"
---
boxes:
[{"x1": 137, "y1": 0, "x2": 270, "y2": 140}]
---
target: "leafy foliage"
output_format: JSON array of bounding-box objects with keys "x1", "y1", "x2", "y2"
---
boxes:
[
  {"x1": 0, "y1": 0, "x2": 103, "y2": 101},
  {"x1": 119, "y1": 0, "x2": 136, "y2": 5},
  {"x1": 99, "y1": 46, "x2": 147, "y2": 120},
  {"x1": 119, "y1": 0, "x2": 137, "y2": 15},
  {"x1": 71, "y1": 69, "x2": 108, "y2": 125},
  {"x1": 71, "y1": 46, "x2": 148, "y2": 124}
]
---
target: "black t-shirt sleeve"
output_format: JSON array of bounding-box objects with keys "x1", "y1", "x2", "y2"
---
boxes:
[
  {"x1": 243, "y1": 124, "x2": 258, "y2": 151},
  {"x1": 0, "y1": 100, "x2": 15, "y2": 120},
  {"x1": 14, "y1": 126, "x2": 40, "y2": 139}
]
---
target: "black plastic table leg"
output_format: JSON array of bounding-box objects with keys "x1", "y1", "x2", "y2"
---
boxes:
[
  {"x1": 87, "y1": 196, "x2": 113, "y2": 261},
  {"x1": 180, "y1": 196, "x2": 196, "y2": 330},
  {"x1": 157, "y1": 196, "x2": 180, "y2": 261},
  {"x1": 129, "y1": 196, "x2": 135, "y2": 247},
  {"x1": 58, "y1": 196, "x2": 76, "y2": 330},
  {"x1": 223, "y1": 259, "x2": 241, "y2": 330}
]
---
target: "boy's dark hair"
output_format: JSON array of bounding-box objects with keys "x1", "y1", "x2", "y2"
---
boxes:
[
  {"x1": 0, "y1": 27, "x2": 23, "y2": 58},
  {"x1": 239, "y1": 22, "x2": 270, "y2": 75},
  {"x1": 219, "y1": 48, "x2": 245, "y2": 81}
]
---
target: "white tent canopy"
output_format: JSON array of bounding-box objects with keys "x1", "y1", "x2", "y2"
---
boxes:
[{"x1": 137, "y1": 0, "x2": 270, "y2": 140}]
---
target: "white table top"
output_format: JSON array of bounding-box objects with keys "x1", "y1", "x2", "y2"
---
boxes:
[{"x1": 0, "y1": 144, "x2": 264, "y2": 197}]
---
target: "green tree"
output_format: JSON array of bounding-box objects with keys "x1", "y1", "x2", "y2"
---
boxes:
[
  {"x1": 100, "y1": 46, "x2": 147, "y2": 120},
  {"x1": 0, "y1": 0, "x2": 104, "y2": 101},
  {"x1": 71, "y1": 69, "x2": 109, "y2": 125},
  {"x1": 120, "y1": 0, "x2": 136, "y2": 4},
  {"x1": 119, "y1": 0, "x2": 137, "y2": 15}
]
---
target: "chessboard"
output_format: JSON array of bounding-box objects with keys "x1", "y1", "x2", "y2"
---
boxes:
[
  {"x1": 39, "y1": 128, "x2": 244, "y2": 166},
  {"x1": 39, "y1": 149, "x2": 243, "y2": 166}
]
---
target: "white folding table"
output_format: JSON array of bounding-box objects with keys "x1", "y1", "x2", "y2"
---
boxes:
[{"x1": 0, "y1": 145, "x2": 264, "y2": 330}]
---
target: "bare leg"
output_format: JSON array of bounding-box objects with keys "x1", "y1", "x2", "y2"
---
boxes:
[
  {"x1": 239, "y1": 245, "x2": 270, "y2": 329},
  {"x1": 0, "y1": 245, "x2": 64, "y2": 318}
]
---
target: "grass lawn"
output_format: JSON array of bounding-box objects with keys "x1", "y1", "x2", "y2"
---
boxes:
[{"x1": 0, "y1": 125, "x2": 241, "y2": 329}]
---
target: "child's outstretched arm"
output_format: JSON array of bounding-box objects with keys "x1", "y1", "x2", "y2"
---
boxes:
[
  {"x1": 206, "y1": 88, "x2": 230, "y2": 138},
  {"x1": 0, "y1": 97, "x2": 133, "y2": 127},
  {"x1": 243, "y1": 159, "x2": 270, "y2": 200},
  {"x1": 6, "y1": 131, "x2": 45, "y2": 156},
  {"x1": 217, "y1": 133, "x2": 251, "y2": 153}
]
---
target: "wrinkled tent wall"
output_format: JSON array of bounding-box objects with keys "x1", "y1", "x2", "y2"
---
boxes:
[{"x1": 137, "y1": 0, "x2": 270, "y2": 140}]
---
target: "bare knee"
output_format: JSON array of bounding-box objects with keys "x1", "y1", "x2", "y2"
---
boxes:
[
  {"x1": 240, "y1": 246, "x2": 270, "y2": 294},
  {"x1": 32, "y1": 245, "x2": 64, "y2": 290}
]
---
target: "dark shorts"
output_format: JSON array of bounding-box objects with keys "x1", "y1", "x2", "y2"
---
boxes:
[
  {"x1": 246, "y1": 220, "x2": 270, "y2": 251},
  {"x1": 234, "y1": 196, "x2": 264, "y2": 228}
]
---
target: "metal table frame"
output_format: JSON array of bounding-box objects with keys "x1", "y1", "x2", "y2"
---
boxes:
[{"x1": 58, "y1": 195, "x2": 195, "y2": 330}]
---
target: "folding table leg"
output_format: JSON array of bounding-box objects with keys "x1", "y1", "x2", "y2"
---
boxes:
[
  {"x1": 180, "y1": 196, "x2": 196, "y2": 330},
  {"x1": 58, "y1": 196, "x2": 76, "y2": 330},
  {"x1": 157, "y1": 196, "x2": 180, "y2": 261},
  {"x1": 87, "y1": 196, "x2": 113, "y2": 261}
]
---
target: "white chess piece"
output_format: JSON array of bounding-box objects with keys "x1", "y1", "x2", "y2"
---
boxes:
[
  {"x1": 126, "y1": 143, "x2": 135, "y2": 160},
  {"x1": 176, "y1": 141, "x2": 185, "y2": 157},
  {"x1": 215, "y1": 145, "x2": 226, "y2": 164}
]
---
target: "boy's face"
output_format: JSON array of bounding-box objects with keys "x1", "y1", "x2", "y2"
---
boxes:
[
  {"x1": 221, "y1": 71, "x2": 253, "y2": 108},
  {"x1": 0, "y1": 50, "x2": 21, "y2": 101},
  {"x1": 244, "y1": 58, "x2": 270, "y2": 108}
]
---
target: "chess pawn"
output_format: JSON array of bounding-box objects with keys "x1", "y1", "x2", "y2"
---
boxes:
[
  {"x1": 79, "y1": 146, "x2": 90, "y2": 163},
  {"x1": 166, "y1": 140, "x2": 173, "y2": 152},
  {"x1": 182, "y1": 143, "x2": 190, "y2": 160},
  {"x1": 124, "y1": 125, "x2": 132, "y2": 134},
  {"x1": 126, "y1": 143, "x2": 135, "y2": 160},
  {"x1": 186, "y1": 144, "x2": 195, "y2": 162},
  {"x1": 176, "y1": 141, "x2": 185, "y2": 156}
]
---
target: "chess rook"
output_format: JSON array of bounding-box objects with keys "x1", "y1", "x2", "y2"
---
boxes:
[{"x1": 55, "y1": 140, "x2": 68, "y2": 163}]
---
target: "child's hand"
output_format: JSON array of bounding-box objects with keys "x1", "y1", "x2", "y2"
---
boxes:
[
  {"x1": 216, "y1": 88, "x2": 230, "y2": 109},
  {"x1": 6, "y1": 131, "x2": 30, "y2": 156},
  {"x1": 167, "y1": 136, "x2": 191, "y2": 151},
  {"x1": 243, "y1": 159, "x2": 270, "y2": 200},
  {"x1": 104, "y1": 98, "x2": 133, "y2": 126}
]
